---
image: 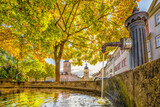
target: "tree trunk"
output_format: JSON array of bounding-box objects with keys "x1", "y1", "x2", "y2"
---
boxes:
[
  {"x1": 54, "y1": 41, "x2": 65, "y2": 82},
  {"x1": 55, "y1": 60, "x2": 60, "y2": 82}
]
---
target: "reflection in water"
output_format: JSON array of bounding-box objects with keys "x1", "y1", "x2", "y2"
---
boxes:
[{"x1": 0, "y1": 88, "x2": 113, "y2": 107}]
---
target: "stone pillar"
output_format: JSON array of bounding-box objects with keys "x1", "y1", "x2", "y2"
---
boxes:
[{"x1": 125, "y1": 7, "x2": 148, "y2": 68}]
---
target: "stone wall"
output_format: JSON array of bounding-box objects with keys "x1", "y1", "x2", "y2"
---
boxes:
[
  {"x1": 0, "y1": 80, "x2": 101, "y2": 94},
  {"x1": 104, "y1": 58, "x2": 160, "y2": 107}
]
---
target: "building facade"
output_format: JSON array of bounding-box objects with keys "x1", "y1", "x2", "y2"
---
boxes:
[
  {"x1": 63, "y1": 60, "x2": 71, "y2": 73},
  {"x1": 60, "y1": 60, "x2": 79, "y2": 81},
  {"x1": 105, "y1": 48, "x2": 131, "y2": 78},
  {"x1": 60, "y1": 73, "x2": 79, "y2": 81},
  {"x1": 113, "y1": 48, "x2": 131, "y2": 75},
  {"x1": 92, "y1": 69, "x2": 101, "y2": 80},
  {"x1": 104, "y1": 4, "x2": 160, "y2": 78},
  {"x1": 92, "y1": 68, "x2": 105, "y2": 80},
  {"x1": 105, "y1": 56, "x2": 114, "y2": 77},
  {"x1": 147, "y1": 0, "x2": 160, "y2": 61}
]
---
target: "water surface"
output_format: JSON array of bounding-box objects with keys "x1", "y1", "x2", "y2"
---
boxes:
[{"x1": 0, "y1": 88, "x2": 113, "y2": 107}]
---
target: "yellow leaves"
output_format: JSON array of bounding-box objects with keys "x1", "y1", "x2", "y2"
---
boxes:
[
  {"x1": 0, "y1": 0, "x2": 139, "y2": 68},
  {"x1": 136, "y1": 0, "x2": 141, "y2": 2},
  {"x1": 30, "y1": 16, "x2": 37, "y2": 20},
  {"x1": 35, "y1": 7, "x2": 42, "y2": 13},
  {"x1": 40, "y1": 12, "x2": 53, "y2": 32}
]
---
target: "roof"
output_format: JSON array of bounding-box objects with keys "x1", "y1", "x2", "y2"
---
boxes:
[
  {"x1": 84, "y1": 64, "x2": 88, "y2": 69},
  {"x1": 64, "y1": 60, "x2": 69, "y2": 62},
  {"x1": 148, "y1": 0, "x2": 157, "y2": 13},
  {"x1": 147, "y1": 0, "x2": 160, "y2": 18},
  {"x1": 132, "y1": 7, "x2": 139, "y2": 14}
]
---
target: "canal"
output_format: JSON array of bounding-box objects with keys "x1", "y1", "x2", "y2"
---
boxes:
[{"x1": 0, "y1": 88, "x2": 113, "y2": 107}]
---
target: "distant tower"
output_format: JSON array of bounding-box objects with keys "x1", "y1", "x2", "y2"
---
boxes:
[
  {"x1": 63, "y1": 60, "x2": 71, "y2": 74},
  {"x1": 84, "y1": 64, "x2": 89, "y2": 81}
]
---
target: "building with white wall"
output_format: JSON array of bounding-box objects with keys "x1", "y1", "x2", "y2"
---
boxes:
[
  {"x1": 105, "y1": 55, "x2": 114, "y2": 77},
  {"x1": 94, "y1": 2, "x2": 160, "y2": 78},
  {"x1": 113, "y1": 48, "x2": 131, "y2": 75},
  {"x1": 147, "y1": 0, "x2": 160, "y2": 61},
  {"x1": 105, "y1": 48, "x2": 131, "y2": 78},
  {"x1": 105, "y1": 1, "x2": 160, "y2": 78}
]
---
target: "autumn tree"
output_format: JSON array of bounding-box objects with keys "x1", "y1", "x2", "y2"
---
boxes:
[
  {"x1": 0, "y1": 0, "x2": 140, "y2": 81},
  {"x1": 42, "y1": 63, "x2": 55, "y2": 80}
]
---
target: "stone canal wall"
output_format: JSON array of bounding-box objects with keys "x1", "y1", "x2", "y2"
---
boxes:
[
  {"x1": 0, "y1": 80, "x2": 101, "y2": 94},
  {"x1": 104, "y1": 58, "x2": 160, "y2": 107}
]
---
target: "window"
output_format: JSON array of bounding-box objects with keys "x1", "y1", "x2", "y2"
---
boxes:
[
  {"x1": 147, "y1": 40, "x2": 151, "y2": 52},
  {"x1": 106, "y1": 72, "x2": 108, "y2": 76},
  {"x1": 114, "y1": 51, "x2": 121, "y2": 61},
  {"x1": 117, "y1": 63, "x2": 121, "y2": 70},
  {"x1": 122, "y1": 59, "x2": 124, "y2": 68},
  {"x1": 121, "y1": 50, "x2": 124, "y2": 54},
  {"x1": 156, "y1": 11, "x2": 160, "y2": 25},
  {"x1": 124, "y1": 58, "x2": 127, "y2": 66},
  {"x1": 110, "y1": 69, "x2": 112, "y2": 73},
  {"x1": 114, "y1": 66, "x2": 117, "y2": 72},
  {"x1": 156, "y1": 35, "x2": 160, "y2": 48}
]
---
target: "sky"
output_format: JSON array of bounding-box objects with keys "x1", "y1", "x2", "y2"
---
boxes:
[
  {"x1": 138, "y1": 0, "x2": 153, "y2": 11},
  {"x1": 46, "y1": 0, "x2": 153, "y2": 78}
]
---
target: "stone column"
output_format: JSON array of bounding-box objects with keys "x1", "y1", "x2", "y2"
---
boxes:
[{"x1": 125, "y1": 7, "x2": 148, "y2": 68}]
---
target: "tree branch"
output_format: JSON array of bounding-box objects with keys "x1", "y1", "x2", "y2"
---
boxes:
[
  {"x1": 73, "y1": 13, "x2": 110, "y2": 34},
  {"x1": 68, "y1": 0, "x2": 80, "y2": 33},
  {"x1": 72, "y1": 36, "x2": 95, "y2": 43},
  {"x1": 68, "y1": 40, "x2": 100, "y2": 51},
  {"x1": 55, "y1": 2, "x2": 67, "y2": 30},
  {"x1": 66, "y1": 3, "x2": 77, "y2": 26},
  {"x1": 75, "y1": 25, "x2": 91, "y2": 33},
  {"x1": 54, "y1": 45, "x2": 58, "y2": 61},
  {"x1": 53, "y1": 15, "x2": 65, "y2": 32},
  {"x1": 58, "y1": 41, "x2": 66, "y2": 60},
  {"x1": 68, "y1": 40, "x2": 89, "y2": 48},
  {"x1": 57, "y1": 23, "x2": 65, "y2": 32}
]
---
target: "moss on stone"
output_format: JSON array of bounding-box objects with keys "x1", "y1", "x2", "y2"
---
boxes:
[
  {"x1": 116, "y1": 77, "x2": 136, "y2": 107},
  {"x1": 104, "y1": 58, "x2": 160, "y2": 107}
]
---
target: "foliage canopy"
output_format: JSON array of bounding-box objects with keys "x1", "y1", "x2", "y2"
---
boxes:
[{"x1": 0, "y1": 0, "x2": 140, "y2": 81}]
